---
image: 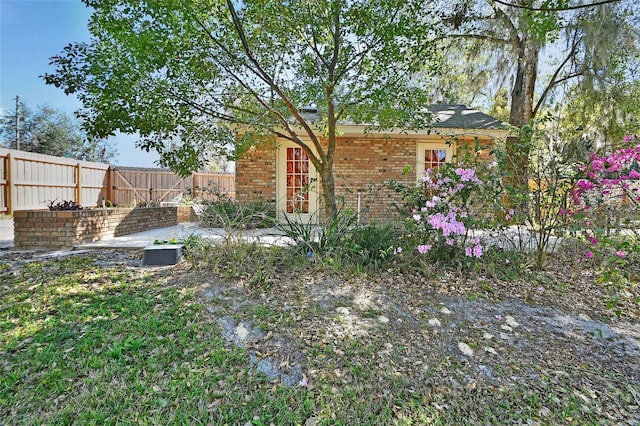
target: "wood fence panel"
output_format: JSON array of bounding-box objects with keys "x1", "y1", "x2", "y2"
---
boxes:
[
  {"x1": 193, "y1": 172, "x2": 235, "y2": 199},
  {"x1": 0, "y1": 148, "x2": 110, "y2": 213},
  {"x1": 110, "y1": 167, "x2": 234, "y2": 206},
  {"x1": 0, "y1": 152, "x2": 8, "y2": 213},
  {"x1": 0, "y1": 148, "x2": 235, "y2": 214}
]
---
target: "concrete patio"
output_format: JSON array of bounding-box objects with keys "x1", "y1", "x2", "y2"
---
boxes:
[{"x1": 0, "y1": 216, "x2": 292, "y2": 250}]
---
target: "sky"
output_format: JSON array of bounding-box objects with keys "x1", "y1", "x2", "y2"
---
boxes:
[{"x1": 0, "y1": 0, "x2": 160, "y2": 167}]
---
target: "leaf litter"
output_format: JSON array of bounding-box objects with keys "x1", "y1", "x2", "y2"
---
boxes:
[{"x1": 2, "y1": 247, "x2": 639, "y2": 423}]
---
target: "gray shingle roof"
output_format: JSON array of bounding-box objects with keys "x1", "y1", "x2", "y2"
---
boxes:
[
  {"x1": 298, "y1": 104, "x2": 505, "y2": 131},
  {"x1": 425, "y1": 104, "x2": 505, "y2": 130}
]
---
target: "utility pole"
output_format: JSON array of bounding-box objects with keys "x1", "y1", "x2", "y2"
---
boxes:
[{"x1": 15, "y1": 96, "x2": 20, "y2": 150}]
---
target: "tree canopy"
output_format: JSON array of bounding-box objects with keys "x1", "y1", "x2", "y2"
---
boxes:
[
  {"x1": 435, "y1": 0, "x2": 639, "y2": 194},
  {"x1": 45, "y1": 0, "x2": 444, "y2": 221},
  {"x1": 0, "y1": 101, "x2": 116, "y2": 162},
  {"x1": 443, "y1": 0, "x2": 637, "y2": 123}
]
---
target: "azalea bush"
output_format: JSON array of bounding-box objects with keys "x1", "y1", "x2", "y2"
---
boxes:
[
  {"x1": 569, "y1": 135, "x2": 640, "y2": 275},
  {"x1": 391, "y1": 159, "x2": 499, "y2": 262},
  {"x1": 571, "y1": 135, "x2": 640, "y2": 212}
]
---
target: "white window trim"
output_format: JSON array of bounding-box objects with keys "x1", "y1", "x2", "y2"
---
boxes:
[
  {"x1": 276, "y1": 140, "x2": 319, "y2": 224},
  {"x1": 416, "y1": 142, "x2": 455, "y2": 183}
]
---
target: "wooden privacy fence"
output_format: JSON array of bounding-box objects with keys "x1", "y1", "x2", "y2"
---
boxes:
[
  {"x1": 109, "y1": 166, "x2": 235, "y2": 207},
  {"x1": 0, "y1": 148, "x2": 110, "y2": 214},
  {"x1": 0, "y1": 148, "x2": 235, "y2": 215}
]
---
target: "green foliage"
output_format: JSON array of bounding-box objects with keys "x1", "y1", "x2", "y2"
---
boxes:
[
  {"x1": 440, "y1": 0, "x2": 639, "y2": 136},
  {"x1": 496, "y1": 116, "x2": 584, "y2": 268},
  {"x1": 520, "y1": 0, "x2": 568, "y2": 44},
  {"x1": 0, "y1": 101, "x2": 116, "y2": 162},
  {"x1": 199, "y1": 198, "x2": 275, "y2": 230},
  {"x1": 184, "y1": 240, "x2": 298, "y2": 288},
  {"x1": 277, "y1": 207, "x2": 357, "y2": 256},
  {"x1": 276, "y1": 208, "x2": 405, "y2": 273},
  {"x1": 557, "y1": 79, "x2": 640, "y2": 151},
  {"x1": 45, "y1": 0, "x2": 443, "y2": 220}
]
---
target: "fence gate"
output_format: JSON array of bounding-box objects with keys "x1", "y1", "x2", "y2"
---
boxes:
[{"x1": 109, "y1": 167, "x2": 235, "y2": 207}]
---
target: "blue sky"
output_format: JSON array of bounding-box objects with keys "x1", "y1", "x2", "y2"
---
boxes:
[{"x1": 0, "y1": 0, "x2": 160, "y2": 167}]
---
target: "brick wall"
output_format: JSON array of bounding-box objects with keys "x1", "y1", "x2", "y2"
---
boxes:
[
  {"x1": 236, "y1": 146, "x2": 277, "y2": 206},
  {"x1": 235, "y1": 135, "x2": 495, "y2": 224},
  {"x1": 14, "y1": 207, "x2": 191, "y2": 249}
]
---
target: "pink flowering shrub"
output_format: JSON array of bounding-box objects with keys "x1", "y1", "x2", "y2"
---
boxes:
[
  {"x1": 571, "y1": 137, "x2": 640, "y2": 210},
  {"x1": 406, "y1": 162, "x2": 490, "y2": 258},
  {"x1": 568, "y1": 136, "x2": 640, "y2": 273}
]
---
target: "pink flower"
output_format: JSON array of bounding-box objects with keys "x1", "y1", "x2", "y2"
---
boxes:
[
  {"x1": 588, "y1": 236, "x2": 598, "y2": 245},
  {"x1": 576, "y1": 179, "x2": 595, "y2": 191},
  {"x1": 464, "y1": 244, "x2": 483, "y2": 258},
  {"x1": 585, "y1": 251, "x2": 594, "y2": 259},
  {"x1": 394, "y1": 247, "x2": 403, "y2": 255},
  {"x1": 417, "y1": 244, "x2": 432, "y2": 254},
  {"x1": 446, "y1": 238, "x2": 455, "y2": 246},
  {"x1": 413, "y1": 214, "x2": 421, "y2": 222},
  {"x1": 616, "y1": 250, "x2": 627, "y2": 258}
]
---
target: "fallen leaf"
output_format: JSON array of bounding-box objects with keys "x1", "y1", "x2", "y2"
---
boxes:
[{"x1": 458, "y1": 342, "x2": 474, "y2": 357}]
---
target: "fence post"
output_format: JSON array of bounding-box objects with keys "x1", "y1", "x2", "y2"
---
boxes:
[
  {"x1": 76, "y1": 163, "x2": 82, "y2": 205},
  {"x1": 107, "y1": 166, "x2": 114, "y2": 204},
  {"x1": 5, "y1": 153, "x2": 13, "y2": 215}
]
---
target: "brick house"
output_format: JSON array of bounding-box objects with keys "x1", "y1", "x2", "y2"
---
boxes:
[{"x1": 235, "y1": 104, "x2": 508, "y2": 224}]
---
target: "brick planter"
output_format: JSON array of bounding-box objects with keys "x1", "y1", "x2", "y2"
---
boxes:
[{"x1": 14, "y1": 206, "x2": 196, "y2": 250}]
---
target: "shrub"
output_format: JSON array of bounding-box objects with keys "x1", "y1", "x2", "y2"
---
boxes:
[
  {"x1": 47, "y1": 199, "x2": 84, "y2": 211},
  {"x1": 199, "y1": 197, "x2": 275, "y2": 229},
  {"x1": 276, "y1": 208, "x2": 405, "y2": 272}
]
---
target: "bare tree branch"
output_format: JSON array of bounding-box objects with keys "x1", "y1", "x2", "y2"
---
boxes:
[
  {"x1": 225, "y1": 0, "x2": 326, "y2": 164},
  {"x1": 493, "y1": 0, "x2": 622, "y2": 12},
  {"x1": 533, "y1": 32, "x2": 583, "y2": 116}
]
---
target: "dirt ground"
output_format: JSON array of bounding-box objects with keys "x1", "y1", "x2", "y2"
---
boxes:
[{"x1": 2, "y1": 247, "x2": 639, "y2": 423}]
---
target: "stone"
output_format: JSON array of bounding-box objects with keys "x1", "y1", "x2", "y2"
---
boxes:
[
  {"x1": 458, "y1": 342, "x2": 474, "y2": 357},
  {"x1": 505, "y1": 315, "x2": 520, "y2": 328},
  {"x1": 439, "y1": 306, "x2": 452, "y2": 315},
  {"x1": 335, "y1": 307, "x2": 350, "y2": 315},
  {"x1": 235, "y1": 324, "x2": 249, "y2": 341}
]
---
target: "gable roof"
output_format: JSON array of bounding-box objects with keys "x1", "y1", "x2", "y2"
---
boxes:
[
  {"x1": 425, "y1": 104, "x2": 505, "y2": 130},
  {"x1": 298, "y1": 104, "x2": 505, "y2": 131}
]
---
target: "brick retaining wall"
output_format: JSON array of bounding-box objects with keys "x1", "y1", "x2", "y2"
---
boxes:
[{"x1": 14, "y1": 206, "x2": 196, "y2": 249}]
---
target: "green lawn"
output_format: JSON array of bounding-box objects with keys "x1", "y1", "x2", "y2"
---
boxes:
[
  {"x1": 0, "y1": 255, "x2": 312, "y2": 425},
  {"x1": 1, "y1": 250, "x2": 638, "y2": 425}
]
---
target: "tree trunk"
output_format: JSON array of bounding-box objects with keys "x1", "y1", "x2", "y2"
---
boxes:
[
  {"x1": 323, "y1": 84, "x2": 338, "y2": 224},
  {"x1": 506, "y1": 34, "x2": 540, "y2": 213},
  {"x1": 509, "y1": 37, "x2": 539, "y2": 128},
  {"x1": 319, "y1": 164, "x2": 338, "y2": 224}
]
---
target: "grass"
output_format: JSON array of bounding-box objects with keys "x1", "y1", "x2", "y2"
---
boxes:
[
  {"x1": 1, "y1": 247, "x2": 638, "y2": 425},
  {"x1": 0, "y1": 255, "x2": 310, "y2": 424}
]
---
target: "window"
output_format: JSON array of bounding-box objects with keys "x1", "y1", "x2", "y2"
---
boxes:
[
  {"x1": 416, "y1": 143, "x2": 453, "y2": 182},
  {"x1": 424, "y1": 149, "x2": 447, "y2": 172},
  {"x1": 285, "y1": 147, "x2": 309, "y2": 213}
]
